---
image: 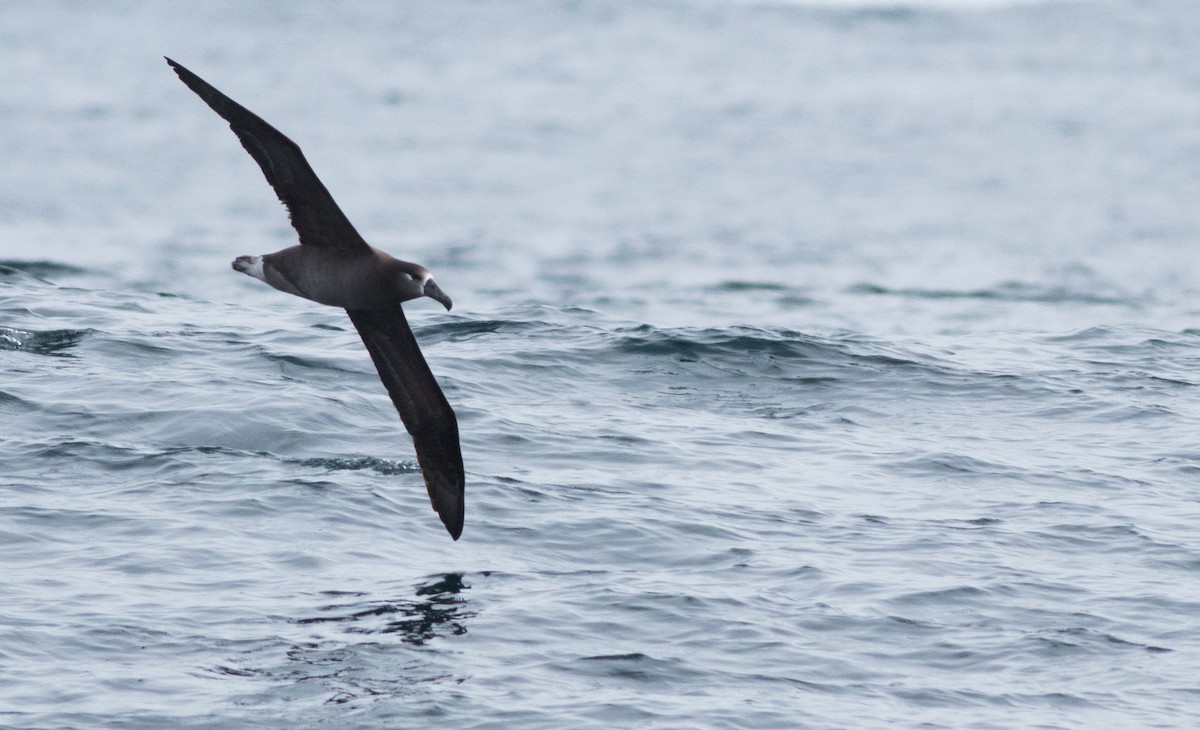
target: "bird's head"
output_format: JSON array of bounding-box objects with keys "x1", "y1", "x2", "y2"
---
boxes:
[{"x1": 392, "y1": 260, "x2": 453, "y2": 310}]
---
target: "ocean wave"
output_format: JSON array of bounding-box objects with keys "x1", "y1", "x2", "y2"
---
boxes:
[
  {"x1": 848, "y1": 281, "x2": 1133, "y2": 306},
  {"x1": 0, "y1": 259, "x2": 89, "y2": 282},
  {"x1": 0, "y1": 325, "x2": 90, "y2": 356}
]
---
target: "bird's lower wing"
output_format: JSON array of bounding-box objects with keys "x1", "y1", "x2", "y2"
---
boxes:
[{"x1": 346, "y1": 306, "x2": 464, "y2": 540}]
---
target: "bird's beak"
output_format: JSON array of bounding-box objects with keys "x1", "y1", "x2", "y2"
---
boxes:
[{"x1": 424, "y1": 279, "x2": 453, "y2": 311}]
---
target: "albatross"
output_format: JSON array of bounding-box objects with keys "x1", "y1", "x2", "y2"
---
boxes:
[{"x1": 166, "y1": 57, "x2": 465, "y2": 540}]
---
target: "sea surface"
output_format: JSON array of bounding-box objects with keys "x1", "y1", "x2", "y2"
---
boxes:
[{"x1": 3, "y1": 1, "x2": 1200, "y2": 727}]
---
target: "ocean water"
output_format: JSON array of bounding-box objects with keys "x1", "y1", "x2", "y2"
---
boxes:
[{"x1": 4, "y1": 0, "x2": 1200, "y2": 727}]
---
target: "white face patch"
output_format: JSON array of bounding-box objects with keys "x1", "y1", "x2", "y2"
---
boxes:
[{"x1": 232, "y1": 255, "x2": 267, "y2": 283}]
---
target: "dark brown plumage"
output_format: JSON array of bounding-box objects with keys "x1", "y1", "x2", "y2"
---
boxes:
[{"x1": 167, "y1": 57, "x2": 465, "y2": 539}]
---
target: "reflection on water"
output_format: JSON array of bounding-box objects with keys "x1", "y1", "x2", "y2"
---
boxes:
[
  {"x1": 298, "y1": 573, "x2": 474, "y2": 645},
  {"x1": 209, "y1": 575, "x2": 477, "y2": 709}
]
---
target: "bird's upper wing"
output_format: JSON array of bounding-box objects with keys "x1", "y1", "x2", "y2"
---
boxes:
[
  {"x1": 346, "y1": 306, "x2": 464, "y2": 540},
  {"x1": 166, "y1": 57, "x2": 369, "y2": 252}
]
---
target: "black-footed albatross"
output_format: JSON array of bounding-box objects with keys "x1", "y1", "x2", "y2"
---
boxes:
[{"x1": 166, "y1": 58, "x2": 464, "y2": 540}]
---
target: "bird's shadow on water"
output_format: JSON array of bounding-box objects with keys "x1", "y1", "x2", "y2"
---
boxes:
[{"x1": 296, "y1": 573, "x2": 474, "y2": 644}]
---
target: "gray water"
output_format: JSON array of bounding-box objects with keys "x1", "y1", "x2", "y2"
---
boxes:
[{"x1": 4, "y1": 1, "x2": 1200, "y2": 727}]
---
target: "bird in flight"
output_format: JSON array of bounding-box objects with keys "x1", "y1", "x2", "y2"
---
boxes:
[{"x1": 167, "y1": 57, "x2": 465, "y2": 540}]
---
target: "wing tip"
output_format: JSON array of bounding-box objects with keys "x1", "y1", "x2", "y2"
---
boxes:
[
  {"x1": 437, "y1": 492, "x2": 465, "y2": 541},
  {"x1": 422, "y1": 465, "x2": 464, "y2": 541},
  {"x1": 165, "y1": 57, "x2": 203, "y2": 92}
]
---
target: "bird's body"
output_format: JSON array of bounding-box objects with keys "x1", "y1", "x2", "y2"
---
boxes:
[
  {"x1": 167, "y1": 57, "x2": 465, "y2": 540},
  {"x1": 234, "y1": 246, "x2": 446, "y2": 311}
]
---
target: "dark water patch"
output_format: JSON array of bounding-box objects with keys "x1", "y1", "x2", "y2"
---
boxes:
[
  {"x1": 459, "y1": 319, "x2": 1010, "y2": 408},
  {"x1": 1084, "y1": 403, "x2": 1176, "y2": 422},
  {"x1": 608, "y1": 323, "x2": 835, "y2": 362},
  {"x1": 262, "y1": 351, "x2": 362, "y2": 374},
  {"x1": 961, "y1": 517, "x2": 1003, "y2": 527},
  {"x1": 571, "y1": 652, "x2": 702, "y2": 684},
  {"x1": 291, "y1": 455, "x2": 420, "y2": 476},
  {"x1": 206, "y1": 635, "x2": 463, "y2": 713},
  {"x1": 760, "y1": 1, "x2": 938, "y2": 32},
  {"x1": 751, "y1": 402, "x2": 840, "y2": 420},
  {"x1": 0, "y1": 388, "x2": 29, "y2": 409},
  {"x1": 831, "y1": 5, "x2": 926, "y2": 28},
  {"x1": 296, "y1": 573, "x2": 474, "y2": 645},
  {"x1": 1044, "y1": 326, "x2": 1118, "y2": 344},
  {"x1": 84, "y1": 334, "x2": 186, "y2": 362},
  {"x1": 1032, "y1": 627, "x2": 1172, "y2": 655},
  {"x1": 30, "y1": 439, "x2": 158, "y2": 471},
  {"x1": 17, "y1": 439, "x2": 267, "y2": 478},
  {"x1": 1036, "y1": 522, "x2": 1154, "y2": 552},
  {"x1": 0, "y1": 326, "x2": 89, "y2": 356},
  {"x1": 717, "y1": 280, "x2": 789, "y2": 292},
  {"x1": 1047, "y1": 326, "x2": 1200, "y2": 355},
  {"x1": 0, "y1": 260, "x2": 89, "y2": 281},
  {"x1": 886, "y1": 451, "x2": 1027, "y2": 480},
  {"x1": 583, "y1": 652, "x2": 653, "y2": 661},
  {"x1": 592, "y1": 323, "x2": 1031, "y2": 400},
  {"x1": 849, "y1": 281, "x2": 1131, "y2": 306},
  {"x1": 890, "y1": 585, "x2": 991, "y2": 609},
  {"x1": 7, "y1": 503, "x2": 151, "y2": 537},
  {"x1": 416, "y1": 317, "x2": 561, "y2": 344},
  {"x1": 1149, "y1": 453, "x2": 1200, "y2": 476},
  {"x1": 776, "y1": 293, "x2": 818, "y2": 307},
  {"x1": 1140, "y1": 373, "x2": 1197, "y2": 388}
]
